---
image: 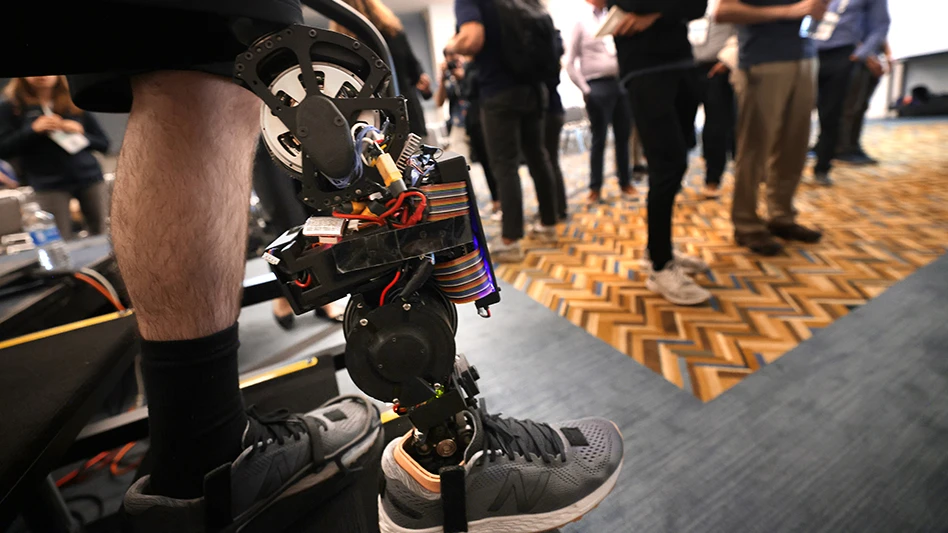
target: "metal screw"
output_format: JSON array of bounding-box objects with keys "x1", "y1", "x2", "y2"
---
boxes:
[
  {"x1": 359, "y1": 318, "x2": 368, "y2": 326},
  {"x1": 265, "y1": 41, "x2": 273, "y2": 49},
  {"x1": 434, "y1": 383, "x2": 442, "y2": 390},
  {"x1": 353, "y1": 42, "x2": 361, "y2": 49},
  {"x1": 378, "y1": 364, "x2": 384, "y2": 369},
  {"x1": 309, "y1": 29, "x2": 317, "y2": 37},
  {"x1": 235, "y1": 63, "x2": 244, "y2": 71},
  {"x1": 256, "y1": 47, "x2": 262, "y2": 53},
  {"x1": 333, "y1": 117, "x2": 345, "y2": 126},
  {"x1": 355, "y1": 189, "x2": 363, "y2": 195},
  {"x1": 376, "y1": 60, "x2": 385, "y2": 68},
  {"x1": 436, "y1": 439, "x2": 458, "y2": 457},
  {"x1": 334, "y1": 196, "x2": 341, "y2": 202},
  {"x1": 357, "y1": 302, "x2": 364, "y2": 309},
  {"x1": 304, "y1": 197, "x2": 310, "y2": 202},
  {"x1": 244, "y1": 52, "x2": 253, "y2": 60},
  {"x1": 403, "y1": 303, "x2": 411, "y2": 311}
]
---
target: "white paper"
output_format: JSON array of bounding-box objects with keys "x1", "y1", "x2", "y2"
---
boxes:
[{"x1": 603, "y1": 35, "x2": 617, "y2": 55}]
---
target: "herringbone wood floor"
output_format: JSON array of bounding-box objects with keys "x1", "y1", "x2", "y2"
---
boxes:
[{"x1": 473, "y1": 120, "x2": 948, "y2": 401}]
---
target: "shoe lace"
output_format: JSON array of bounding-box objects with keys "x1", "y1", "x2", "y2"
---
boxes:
[
  {"x1": 476, "y1": 407, "x2": 566, "y2": 465},
  {"x1": 244, "y1": 406, "x2": 325, "y2": 456}
]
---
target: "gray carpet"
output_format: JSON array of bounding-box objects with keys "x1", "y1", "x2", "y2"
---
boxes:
[{"x1": 449, "y1": 254, "x2": 948, "y2": 532}]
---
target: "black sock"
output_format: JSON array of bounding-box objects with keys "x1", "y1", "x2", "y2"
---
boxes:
[{"x1": 140, "y1": 323, "x2": 246, "y2": 499}]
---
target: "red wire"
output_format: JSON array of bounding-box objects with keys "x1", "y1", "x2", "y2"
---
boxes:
[
  {"x1": 73, "y1": 273, "x2": 125, "y2": 311},
  {"x1": 110, "y1": 442, "x2": 140, "y2": 477},
  {"x1": 379, "y1": 271, "x2": 401, "y2": 306},
  {"x1": 294, "y1": 273, "x2": 312, "y2": 288},
  {"x1": 56, "y1": 451, "x2": 112, "y2": 488}
]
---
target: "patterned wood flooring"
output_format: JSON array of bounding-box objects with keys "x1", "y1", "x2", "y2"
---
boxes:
[{"x1": 472, "y1": 120, "x2": 948, "y2": 401}]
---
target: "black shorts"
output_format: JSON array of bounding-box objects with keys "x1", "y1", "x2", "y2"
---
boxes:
[{"x1": 5, "y1": 1, "x2": 302, "y2": 112}]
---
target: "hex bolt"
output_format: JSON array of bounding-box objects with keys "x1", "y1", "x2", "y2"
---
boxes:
[{"x1": 403, "y1": 303, "x2": 412, "y2": 311}]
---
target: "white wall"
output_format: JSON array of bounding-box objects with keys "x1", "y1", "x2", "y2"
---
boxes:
[{"x1": 547, "y1": 0, "x2": 590, "y2": 112}]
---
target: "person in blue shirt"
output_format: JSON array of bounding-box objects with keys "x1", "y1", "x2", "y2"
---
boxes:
[
  {"x1": 447, "y1": 0, "x2": 562, "y2": 263},
  {"x1": 811, "y1": 0, "x2": 890, "y2": 184}
]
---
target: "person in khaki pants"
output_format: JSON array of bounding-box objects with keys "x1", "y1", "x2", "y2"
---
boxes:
[{"x1": 716, "y1": 0, "x2": 827, "y2": 256}]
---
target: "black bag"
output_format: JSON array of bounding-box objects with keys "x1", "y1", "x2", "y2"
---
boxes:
[{"x1": 492, "y1": 0, "x2": 559, "y2": 84}]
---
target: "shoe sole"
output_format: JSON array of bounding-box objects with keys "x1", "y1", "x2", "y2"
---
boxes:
[
  {"x1": 645, "y1": 278, "x2": 710, "y2": 306},
  {"x1": 378, "y1": 457, "x2": 624, "y2": 533}
]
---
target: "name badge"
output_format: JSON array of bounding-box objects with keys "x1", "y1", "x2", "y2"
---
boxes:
[
  {"x1": 810, "y1": 11, "x2": 840, "y2": 41},
  {"x1": 49, "y1": 131, "x2": 90, "y2": 155},
  {"x1": 688, "y1": 18, "x2": 710, "y2": 46}
]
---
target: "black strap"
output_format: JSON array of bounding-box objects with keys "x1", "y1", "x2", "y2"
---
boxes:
[
  {"x1": 302, "y1": 416, "x2": 326, "y2": 466},
  {"x1": 203, "y1": 463, "x2": 233, "y2": 532},
  {"x1": 440, "y1": 465, "x2": 468, "y2": 533}
]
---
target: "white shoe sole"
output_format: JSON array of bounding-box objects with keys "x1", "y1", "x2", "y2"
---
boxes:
[
  {"x1": 378, "y1": 458, "x2": 623, "y2": 533},
  {"x1": 645, "y1": 277, "x2": 710, "y2": 306}
]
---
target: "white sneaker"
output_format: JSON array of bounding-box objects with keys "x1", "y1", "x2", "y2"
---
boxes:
[
  {"x1": 489, "y1": 239, "x2": 524, "y2": 263},
  {"x1": 642, "y1": 250, "x2": 710, "y2": 275},
  {"x1": 527, "y1": 223, "x2": 558, "y2": 243},
  {"x1": 489, "y1": 210, "x2": 503, "y2": 222},
  {"x1": 645, "y1": 263, "x2": 711, "y2": 305}
]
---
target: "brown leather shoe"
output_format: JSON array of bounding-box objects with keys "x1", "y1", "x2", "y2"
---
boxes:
[
  {"x1": 735, "y1": 231, "x2": 784, "y2": 256},
  {"x1": 587, "y1": 190, "x2": 602, "y2": 204},
  {"x1": 768, "y1": 222, "x2": 823, "y2": 243}
]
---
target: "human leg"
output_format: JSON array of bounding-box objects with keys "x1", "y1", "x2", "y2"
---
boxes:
[
  {"x1": 611, "y1": 80, "x2": 634, "y2": 190},
  {"x1": 520, "y1": 91, "x2": 559, "y2": 229},
  {"x1": 813, "y1": 46, "x2": 856, "y2": 179},
  {"x1": 767, "y1": 58, "x2": 821, "y2": 243},
  {"x1": 544, "y1": 111, "x2": 567, "y2": 219},
  {"x1": 702, "y1": 67, "x2": 732, "y2": 187},
  {"x1": 74, "y1": 180, "x2": 109, "y2": 235},
  {"x1": 585, "y1": 81, "x2": 610, "y2": 193},
  {"x1": 33, "y1": 189, "x2": 74, "y2": 240},
  {"x1": 467, "y1": 121, "x2": 500, "y2": 207},
  {"x1": 481, "y1": 87, "x2": 526, "y2": 243}
]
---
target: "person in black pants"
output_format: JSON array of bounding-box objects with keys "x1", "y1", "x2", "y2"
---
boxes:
[
  {"x1": 811, "y1": 0, "x2": 890, "y2": 185},
  {"x1": 836, "y1": 41, "x2": 889, "y2": 165},
  {"x1": 451, "y1": 0, "x2": 561, "y2": 262},
  {"x1": 690, "y1": 17, "x2": 736, "y2": 198},
  {"x1": 565, "y1": 0, "x2": 634, "y2": 203},
  {"x1": 611, "y1": 0, "x2": 711, "y2": 306},
  {"x1": 462, "y1": 61, "x2": 502, "y2": 218}
]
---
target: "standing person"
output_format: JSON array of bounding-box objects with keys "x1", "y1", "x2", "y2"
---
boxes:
[
  {"x1": 609, "y1": 0, "x2": 712, "y2": 306},
  {"x1": 716, "y1": 0, "x2": 827, "y2": 256},
  {"x1": 546, "y1": 29, "x2": 569, "y2": 221},
  {"x1": 689, "y1": 11, "x2": 737, "y2": 198},
  {"x1": 461, "y1": 59, "x2": 502, "y2": 219},
  {"x1": 332, "y1": 0, "x2": 433, "y2": 139},
  {"x1": 0, "y1": 76, "x2": 110, "y2": 240},
  {"x1": 810, "y1": 0, "x2": 890, "y2": 184},
  {"x1": 566, "y1": 0, "x2": 634, "y2": 204},
  {"x1": 836, "y1": 41, "x2": 890, "y2": 164},
  {"x1": 449, "y1": 0, "x2": 562, "y2": 262}
]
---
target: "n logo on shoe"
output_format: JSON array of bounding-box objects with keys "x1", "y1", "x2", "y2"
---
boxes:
[{"x1": 487, "y1": 471, "x2": 551, "y2": 513}]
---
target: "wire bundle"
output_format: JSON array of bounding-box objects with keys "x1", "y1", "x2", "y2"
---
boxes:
[
  {"x1": 420, "y1": 182, "x2": 470, "y2": 222},
  {"x1": 433, "y1": 249, "x2": 494, "y2": 304},
  {"x1": 332, "y1": 190, "x2": 428, "y2": 229}
]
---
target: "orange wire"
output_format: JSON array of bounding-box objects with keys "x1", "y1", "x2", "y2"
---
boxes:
[
  {"x1": 110, "y1": 442, "x2": 139, "y2": 477},
  {"x1": 73, "y1": 273, "x2": 126, "y2": 311},
  {"x1": 55, "y1": 451, "x2": 112, "y2": 488}
]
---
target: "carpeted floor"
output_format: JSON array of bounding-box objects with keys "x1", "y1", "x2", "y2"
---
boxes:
[{"x1": 469, "y1": 118, "x2": 948, "y2": 401}]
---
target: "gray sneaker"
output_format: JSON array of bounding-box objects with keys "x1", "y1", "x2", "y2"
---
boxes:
[
  {"x1": 379, "y1": 403, "x2": 624, "y2": 533},
  {"x1": 124, "y1": 396, "x2": 383, "y2": 533},
  {"x1": 490, "y1": 239, "x2": 524, "y2": 263}
]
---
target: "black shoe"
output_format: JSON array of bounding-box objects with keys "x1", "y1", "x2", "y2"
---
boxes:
[
  {"x1": 632, "y1": 164, "x2": 648, "y2": 178},
  {"x1": 836, "y1": 151, "x2": 878, "y2": 165},
  {"x1": 124, "y1": 396, "x2": 383, "y2": 533},
  {"x1": 274, "y1": 311, "x2": 296, "y2": 330},
  {"x1": 735, "y1": 231, "x2": 784, "y2": 256},
  {"x1": 768, "y1": 222, "x2": 822, "y2": 244},
  {"x1": 813, "y1": 171, "x2": 833, "y2": 186}
]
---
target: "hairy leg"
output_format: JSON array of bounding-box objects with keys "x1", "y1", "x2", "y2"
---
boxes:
[{"x1": 113, "y1": 71, "x2": 260, "y2": 340}]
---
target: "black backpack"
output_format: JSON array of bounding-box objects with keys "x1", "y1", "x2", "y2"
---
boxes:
[{"x1": 492, "y1": 0, "x2": 559, "y2": 84}]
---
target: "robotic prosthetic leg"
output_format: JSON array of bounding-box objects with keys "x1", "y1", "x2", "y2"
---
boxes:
[{"x1": 236, "y1": 24, "x2": 500, "y2": 472}]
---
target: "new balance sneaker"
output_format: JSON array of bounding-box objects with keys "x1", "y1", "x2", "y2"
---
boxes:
[
  {"x1": 643, "y1": 249, "x2": 710, "y2": 276},
  {"x1": 379, "y1": 403, "x2": 624, "y2": 533},
  {"x1": 645, "y1": 262, "x2": 711, "y2": 306},
  {"x1": 124, "y1": 396, "x2": 383, "y2": 533}
]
